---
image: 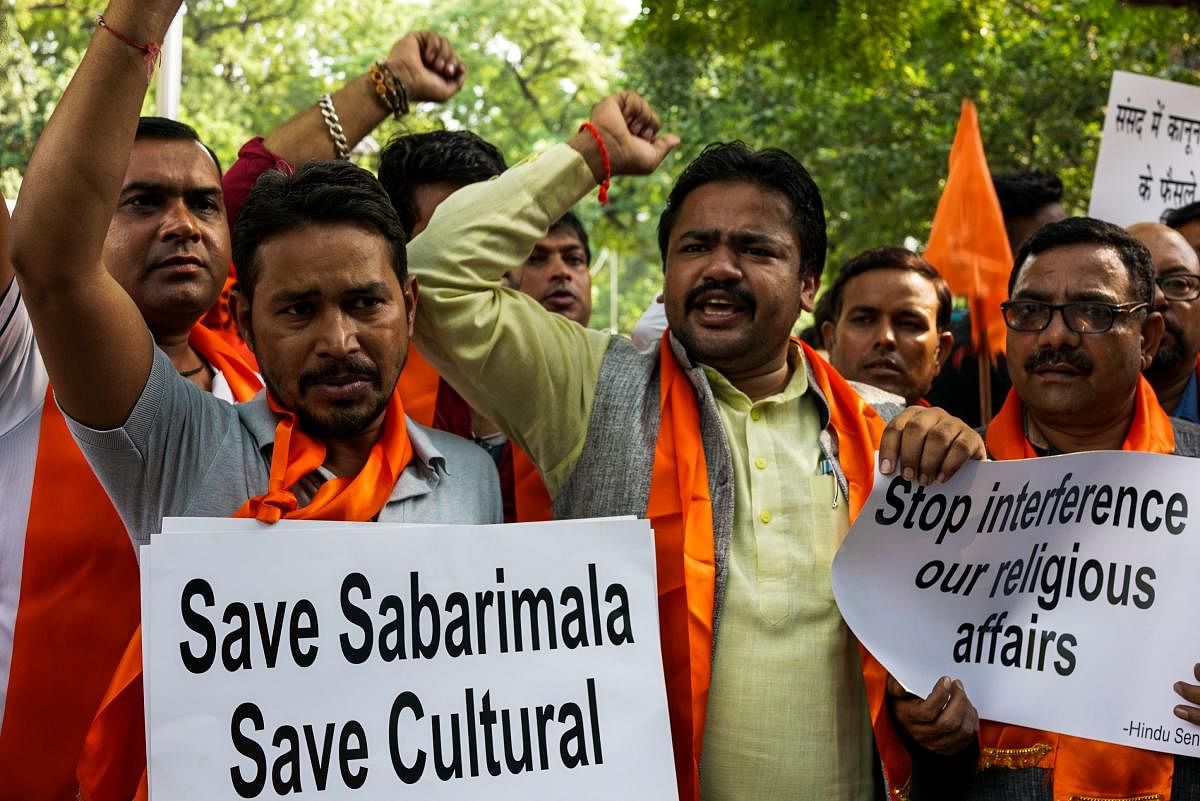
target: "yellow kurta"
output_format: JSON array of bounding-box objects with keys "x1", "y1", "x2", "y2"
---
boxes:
[{"x1": 698, "y1": 344, "x2": 873, "y2": 801}]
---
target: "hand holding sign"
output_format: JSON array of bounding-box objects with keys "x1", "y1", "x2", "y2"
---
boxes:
[
  {"x1": 887, "y1": 675, "x2": 979, "y2": 756},
  {"x1": 877, "y1": 406, "x2": 987, "y2": 485},
  {"x1": 1175, "y1": 664, "x2": 1200, "y2": 725}
]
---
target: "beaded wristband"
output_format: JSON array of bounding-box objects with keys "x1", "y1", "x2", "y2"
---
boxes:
[{"x1": 369, "y1": 62, "x2": 410, "y2": 119}]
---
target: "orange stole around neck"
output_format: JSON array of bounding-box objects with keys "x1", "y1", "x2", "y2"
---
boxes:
[
  {"x1": 981, "y1": 379, "x2": 1175, "y2": 800},
  {"x1": 646, "y1": 335, "x2": 901, "y2": 800}
]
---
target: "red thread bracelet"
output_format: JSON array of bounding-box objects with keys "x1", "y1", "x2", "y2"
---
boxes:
[
  {"x1": 577, "y1": 122, "x2": 611, "y2": 205},
  {"x1": 96, "y1": 15, "x2": 162, "y2": 79}
]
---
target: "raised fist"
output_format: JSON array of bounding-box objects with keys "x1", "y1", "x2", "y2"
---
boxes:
[
  {"x1": 582, "y1": 91, "x2": 680, "y2": 178},
  {"x1": 385, "y1": 31, "x2": 467, "y2": 105}
]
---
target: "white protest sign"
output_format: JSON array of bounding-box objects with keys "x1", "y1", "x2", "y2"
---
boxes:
[
  {"x1": 1089, "y1": 70, "x2": 1200, "y2": 225},
  {"x1": 831, "y1": 452, "x2": 1200, "y2": 756},
  {"x1": 142, "y1": 518, "x2": 678, "y2": 800}
]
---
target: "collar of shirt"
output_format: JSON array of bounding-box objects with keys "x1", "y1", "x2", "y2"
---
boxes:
[
  {"x1": 236, "y1": 394, "x2": 449, "y2": 506},
  {"x1": 700, "y1": 340, "x2": 810, "y2": 411},
  {"x1": 1175, "y1": 367, "x2": 1200, "y2": 424}
]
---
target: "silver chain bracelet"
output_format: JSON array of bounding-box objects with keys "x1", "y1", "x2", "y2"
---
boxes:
[{"x1": 317, "y1": 93, "x2": 351, "y2": 160}]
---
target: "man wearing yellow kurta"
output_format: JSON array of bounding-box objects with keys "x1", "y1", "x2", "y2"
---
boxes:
[{"x1": 408, "y1": 92, "x2": 986, "y2": 800}]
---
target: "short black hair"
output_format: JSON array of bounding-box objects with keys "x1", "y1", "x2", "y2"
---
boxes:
[
  {"x1": 547, "y1": 211, "x2": 590, "y2": 264},
  {"x1": 232, "y1": 160, "x2": 407, "y2": 301},
  {"x1": 1009, "y1": 216, "x2": 1155, "y2": 305},
  {"x1": 991, "y1": 171, "x2": 1063, "y2": 221},
  {"x1": 135, "y1": 116, "x2": 222, "y2": 176},
  {"x1": 376, "y1": 130, "x2": 507, "y2": 238},
  {"x1": 825, "y1": 246, "x2": 952, "y2": 332},
  {"x1": 1162, "y1": 200, "x2": 1200, "y2": 229},
  {"x1": 657, "y1": 141, "x2": 826, "y2": 277}
]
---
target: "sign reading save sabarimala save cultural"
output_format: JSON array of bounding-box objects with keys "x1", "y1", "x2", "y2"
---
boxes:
[
  {"x1": 141, "y1": 518, "x2": 678, "y2": 801},
  {"x1": 831, "y1": 452, "x2": 1200, "y2": 756}
]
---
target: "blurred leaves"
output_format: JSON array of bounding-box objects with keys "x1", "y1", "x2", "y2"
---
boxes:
[{"x1": 2, "y1": 0, "x2": 1199, "y2": 328}]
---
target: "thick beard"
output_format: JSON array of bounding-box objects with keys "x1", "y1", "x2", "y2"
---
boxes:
[{"x1": 261, "y1": 371, "x2": 391, "y2": 439}]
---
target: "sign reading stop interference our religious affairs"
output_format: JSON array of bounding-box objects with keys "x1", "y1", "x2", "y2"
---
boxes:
[
  {"x1": 1089, "y1": 70, "x2": 1200, "y2": 225},
  {"x1": 831, "y1": 453, "x2": 1200, "y2": 756},
  {"x1": 142, "y1": 518, "x2": 678, "y2": 801}
]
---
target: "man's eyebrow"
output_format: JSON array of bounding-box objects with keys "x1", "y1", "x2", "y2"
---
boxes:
[
  {"x1": 844, "y1": 303, "x2": 882, "y2": 315},
  {"x1": 119, "y1": 181, "x2": 223, "y2": 197},
  {"x1": 343, "y1": 281, "x2": 390, "y2": 295},
  {"x1": 268, "y1": 287, "x2": 319, "y2": 306},
  {"x1": 119, "y1": 181, "x2": 169, "y2": 195},
  {"x1": 678, "y1": 228, "x2": 720, "y2": 242},
  {"x1": 728, "y1": 231, "x2": 785, "y2": 248},
  {"x1": 1066, "y1": 288, "x2": 1122, "y2": 303}
]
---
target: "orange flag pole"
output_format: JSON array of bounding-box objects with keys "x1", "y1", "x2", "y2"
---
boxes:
[
  {"x1": 924, "y1": 100, "x2": 1012, "y2": 425},
  {"x1": 976, "y1": 307, "x2": 992, "y2": 422}
]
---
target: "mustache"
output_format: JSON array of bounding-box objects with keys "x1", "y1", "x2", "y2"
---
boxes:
[
  {"x1": 684, "y1": 281, "x2": 756, "y2": 313},
  {"x1": 1024, "y1": 346, "x2": 1093, "y2": 374},
  {"x1": 298, "y1": 357, "x2": 380, "y2": 391},
  {"x1": 865, "y1": 354, "x2": 904, "y2": 370}
]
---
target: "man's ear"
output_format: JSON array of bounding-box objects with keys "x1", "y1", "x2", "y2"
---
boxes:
[
  {"x1": 799, "y1": 269, "x2": 820, "y2": 313},
  {"x1": 821, "y1": 320, "x2": 836, "y2": 353},
  {"x1": 1140, "y1": 309, "x2": 1165, "y2": 370},
  {"x1": 230, "y1": 288, "x2": 254, "y2": 353},
  {"x1": 935, "y1": 330, "x2": 955, "y2": 371}
]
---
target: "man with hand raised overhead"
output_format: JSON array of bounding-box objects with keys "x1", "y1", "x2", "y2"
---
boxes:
[
  {"x1": 407, "y1": 112, "x2": 990, "y2": 796},
  {"x1": 9, "y1": 1, "x2": 495, "y2": 795}
]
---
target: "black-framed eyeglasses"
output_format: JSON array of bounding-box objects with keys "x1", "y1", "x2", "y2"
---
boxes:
[
  {"x1": 1000, "y1": 299, "x2": 1149, "y2": 334},
  {"x1": 1156, "y1": 274, "x2": 1200, "y2": 302}
]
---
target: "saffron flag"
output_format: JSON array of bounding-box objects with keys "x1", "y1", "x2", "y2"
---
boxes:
[{"x1": 924, "y1": 100, "x2": 1012, "y2": 361}]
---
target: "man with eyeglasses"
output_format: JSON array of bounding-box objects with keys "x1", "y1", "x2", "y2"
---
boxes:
[
  {"x1": 973, "y1": 216, "x2": 1200, "y2": 800},
  {"x1": 1128, "y1": 222, "x2": 1200, "y2": 422}
]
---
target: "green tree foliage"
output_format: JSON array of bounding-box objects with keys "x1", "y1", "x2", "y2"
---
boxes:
[
  {"x1": 629, "y1": 0, "x2": 1200, "y2": 285},
  {"x1": 3, "y1": 0, "x2": 1198, "y2": 329}
]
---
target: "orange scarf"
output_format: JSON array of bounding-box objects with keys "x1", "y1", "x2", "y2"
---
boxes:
[
  {"x1": 235, "y1": 387, "x2": 413, "y2": 523},
  {"x1": 188, "y1": 322, "x2": 260, "y2": 399},
  {"x1": 0, "y1": 392, "x2": 138, "y2": 801},
  {"x1": 512, "y1": 445, "x2": 553, "y2": 522},
  {"x1": 981, "y1": 377, "x2": 1175, "y2": 800},
  {"x1": 197, "y1": 271, "x2": 240, "y2": 347},
  {"x1": 396, "y1": 347, "x2": 443, "y2": 428},
  {"x1": 647, "y1": 336, "x2": 901, "y2": 800},
  {"x1": 986, "y1": 374, "x2": 1175, "y2": 459}
]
